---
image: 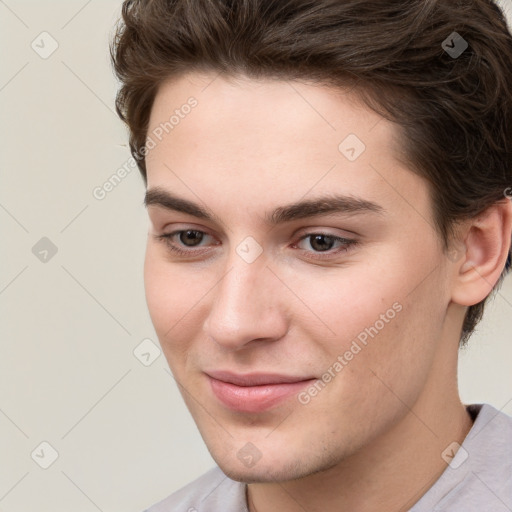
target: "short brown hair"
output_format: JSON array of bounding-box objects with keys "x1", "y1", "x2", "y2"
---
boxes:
[{"x1": 111, "y1": 0, "x2": 512, "y2": 345}]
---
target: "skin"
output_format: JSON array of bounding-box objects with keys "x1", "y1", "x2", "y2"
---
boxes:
[{"x1": 143, "y1": 72, "x2": 512, "y2": 511}]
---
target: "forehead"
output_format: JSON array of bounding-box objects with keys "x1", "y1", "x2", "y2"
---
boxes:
[
  {"x1": 145, "y1": 72, "x2": 429, "y2": 226},
  {"x1": 147, "y1": 72, "x2": 389, "y2": 158}
]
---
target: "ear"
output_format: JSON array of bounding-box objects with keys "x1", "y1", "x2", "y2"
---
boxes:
[{"x1": 450, "y1": 199, "x2": 512, "y2": 307}]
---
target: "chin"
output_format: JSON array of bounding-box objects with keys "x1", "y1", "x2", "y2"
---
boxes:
[
  {"x1": 216, "y1": 461, "x2": 304, "y2": 484},
  {"x1": 208, "y1": 442, "x2": 342, "y2": 484}
]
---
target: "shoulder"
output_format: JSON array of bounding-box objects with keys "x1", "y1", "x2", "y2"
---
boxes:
[
  {"x1": 143, "y1": 466, "x2": 248, "y2": 512},
  {"x1": 411, "y1": 403, "x2": 512, "y2": 512},
  {"x1": 463, "y1": 403, "x2": 512, "y2": 480}
]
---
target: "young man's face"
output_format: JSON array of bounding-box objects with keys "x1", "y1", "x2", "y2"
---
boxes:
[{"x1": 143, "y1": 72, "x2": 457, "y2": 482}]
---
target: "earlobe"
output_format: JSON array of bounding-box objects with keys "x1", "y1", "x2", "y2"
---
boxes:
[{"x1": 451, "y1": 199, "x2": 512, "y2": 307}]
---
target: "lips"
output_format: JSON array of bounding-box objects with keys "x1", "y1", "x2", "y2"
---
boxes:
[{"x1": 206, "y1": 371, "x2": 316, "y2": 413}]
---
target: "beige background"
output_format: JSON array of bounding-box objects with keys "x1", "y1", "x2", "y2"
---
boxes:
[{"x1": 1, "y1": 1, "x2": 511, "y2": 511}]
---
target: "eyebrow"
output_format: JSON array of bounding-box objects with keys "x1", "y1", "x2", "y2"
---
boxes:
[{"x1": 144, "y1": 187, "x2": 385, "y2": 225}]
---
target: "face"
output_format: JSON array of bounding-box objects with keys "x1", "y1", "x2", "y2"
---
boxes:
[{"x1": 143, "y1": 72, "x2": 454, "y2": 482}]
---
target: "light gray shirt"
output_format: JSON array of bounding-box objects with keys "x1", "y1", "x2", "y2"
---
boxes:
[{"x1": 145, "y1": 403, "x2": 512, "y2": 511}]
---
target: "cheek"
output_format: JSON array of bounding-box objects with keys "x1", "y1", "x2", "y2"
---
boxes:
[
  {"x1": 144, "y1": 246, "x2": 173, "y2": 332},
  {"x1": 290, "y1": 289, "x2": 442, "y2": 451},
  {"x1": 289, "y1": 252, "x2": 445, "y2": 395},
  {"x1": 281, "y1": 259, "x2": 407, "y2": 354},
  {"x1": 346, "y1": 280, "x2": 444, "y2": 409},
  {"x1": 143, "y1": 245, "x2": 203, "y2": 362}
]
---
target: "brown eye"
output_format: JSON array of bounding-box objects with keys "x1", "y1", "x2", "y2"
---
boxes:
[
  {"x1": 308, "y1": 234, "x2": 337, "y2": 252},
  {"x1": 154, "y1": 229, "x2": 217, "y2": 257},
  {"x1": 294, "y1": 232, "x2": 358, "y2": 260},
  {"x1": 179, "y1": 230, "x2": 204, "y2": 247}
]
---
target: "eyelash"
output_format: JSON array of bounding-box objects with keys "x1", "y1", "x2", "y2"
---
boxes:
[{"x1": 154, "y1": 229, "x2": 358, "y2": 261}]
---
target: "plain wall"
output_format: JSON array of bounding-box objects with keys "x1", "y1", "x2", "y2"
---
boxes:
[{"x1": 0, "y1": 1, "x2": 511, "y2": 510}]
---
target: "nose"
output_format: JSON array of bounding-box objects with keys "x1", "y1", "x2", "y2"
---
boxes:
[{"x1": 203, "y1": 253, "x2": 289, "y2": 351}]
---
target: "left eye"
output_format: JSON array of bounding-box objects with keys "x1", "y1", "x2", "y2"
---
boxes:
[{"x1": 295, "y1": 233, "x2": 356, "y2": 253}]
